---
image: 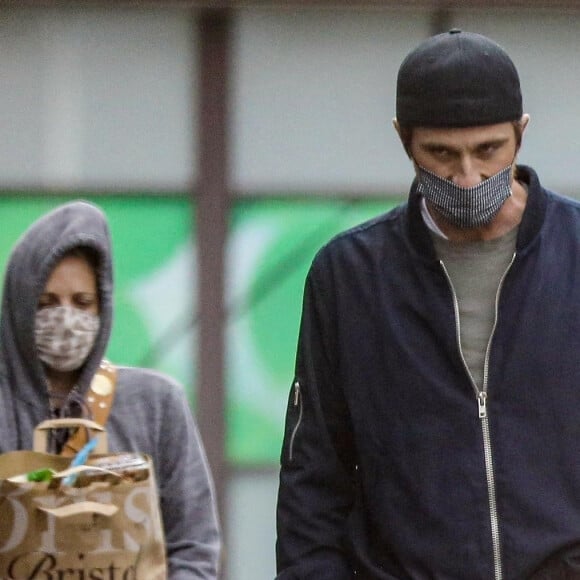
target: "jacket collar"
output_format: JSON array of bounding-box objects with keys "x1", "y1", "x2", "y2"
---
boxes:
[{"x1": 405, "y1": 164, "x2": 547, "y2": 260}]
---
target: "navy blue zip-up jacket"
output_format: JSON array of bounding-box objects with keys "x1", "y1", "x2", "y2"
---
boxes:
[{"x1": 276, "y1": 166, "x2": 580, "y2": 579}]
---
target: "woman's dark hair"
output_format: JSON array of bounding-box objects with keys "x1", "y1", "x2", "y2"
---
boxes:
[
  {"x1": 62, "y1": 246, "x2": 100, "y2": 272},
  {"x1": 59, "y1": 246, "x2": 102, "y2": 296}
]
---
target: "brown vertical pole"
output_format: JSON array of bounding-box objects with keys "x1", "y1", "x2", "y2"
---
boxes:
[
  {"x1": 196, "y1": 8, "x2": 230, "y2": 570},
  {"x1": 430, "y1": 4, "x2": 454, "y2": 35}
]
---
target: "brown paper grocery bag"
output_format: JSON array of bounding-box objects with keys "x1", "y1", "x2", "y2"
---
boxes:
[{"x1": 0, "y1": 420, "x2": 167, "y2": 579}]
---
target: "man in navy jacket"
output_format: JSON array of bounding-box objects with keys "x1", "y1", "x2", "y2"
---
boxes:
[{"x1": 276, "y1": 30, "x2": 580, "y2": 579}]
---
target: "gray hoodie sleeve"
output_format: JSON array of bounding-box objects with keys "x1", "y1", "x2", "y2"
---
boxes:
[
  {"x1": 157, "y1": 382, "x2": 221, "y2": 579},
  {"x1": 106, "y1": 368, "x2": 221, "y2": 579}
]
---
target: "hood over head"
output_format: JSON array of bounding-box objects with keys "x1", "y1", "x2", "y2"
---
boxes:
[{"x1": 0, "y1": 201, "x2": 113, "y2": 448}]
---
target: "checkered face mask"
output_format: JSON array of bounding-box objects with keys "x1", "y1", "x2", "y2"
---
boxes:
[
  {"x1": 35, "y1": 305, "x2": 100, "y2": 372},
  {"x1": 416, "y1": 164, "x2": 513, "y2": 229}
]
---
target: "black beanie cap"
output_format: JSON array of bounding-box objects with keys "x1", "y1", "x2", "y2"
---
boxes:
[{"x1": 396, "y1": 29, "x2": 523, "y2": 128}]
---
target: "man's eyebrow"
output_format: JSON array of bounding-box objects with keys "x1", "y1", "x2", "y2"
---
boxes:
[
  {"x1": 419, "y1": 136, "x2": 510, "y2": 153},
  {"x1": 419, "y1": 142, "x2": 460, "y2": 153},
  {"x1": 473, "y1": 137, "x2": 510, "y2": 150}
]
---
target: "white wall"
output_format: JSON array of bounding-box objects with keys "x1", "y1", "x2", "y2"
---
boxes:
[
  {"x1": 231, "y1": 8, "x2": 430, "y2": 195},
  {"x1": 1, "y1": 7, "x2": 579, "y2": 196},
  {"x1": 0, "y1": 7, "x2": 196, "y2": 191},
  {"x1": 226, "y1": 472, "x2": 278, "y2": 580}
]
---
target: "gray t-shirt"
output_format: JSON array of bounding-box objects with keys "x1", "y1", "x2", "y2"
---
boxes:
[{"x1": 433, "y1": 227, "x2": 518, "y2": 389}]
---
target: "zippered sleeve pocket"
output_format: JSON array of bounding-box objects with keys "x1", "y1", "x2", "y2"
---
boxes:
[{"x1": 281, "y1": 378, "x2": 304, "y2": 465}]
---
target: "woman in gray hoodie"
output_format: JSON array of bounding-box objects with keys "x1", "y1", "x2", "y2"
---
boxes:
[{"x1": 0, "y1": 200, "x2": 221, "y2": 579}]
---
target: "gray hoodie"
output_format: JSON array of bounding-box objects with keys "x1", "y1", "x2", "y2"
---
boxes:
[{"x1": 0, "y1": 201, "x2": 220, "y2": 579}]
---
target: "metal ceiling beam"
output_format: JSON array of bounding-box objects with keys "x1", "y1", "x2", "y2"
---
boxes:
[{"x1": 2, "y1": 0, "x2": 580, "y2": 8}]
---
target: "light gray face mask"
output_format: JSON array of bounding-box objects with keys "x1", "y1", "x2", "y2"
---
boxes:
[
  {"x1": 35, "y1": 305, "x2": 100, "y2": 372},
  {"x1": 416, "y1": 164, "x2": 513, "y2": 229}
]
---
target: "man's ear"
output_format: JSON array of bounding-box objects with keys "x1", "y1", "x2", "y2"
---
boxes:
[
  {"x1": 392, "y1": 117, "x2": 401, "y2": 137},
  {"x1": 393, "y1": 117, "x2": 413, "y2": 159},
  {"x1": 520, "y1": 113, "x2": 530, "y2": 134},
  {"x1": 515, "y1": 113, "x2": 530, "y2": 155}
]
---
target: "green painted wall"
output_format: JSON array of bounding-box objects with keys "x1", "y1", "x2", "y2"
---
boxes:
[{"x1": 0, "y1": 195, "x2": 401, "y2": 464}]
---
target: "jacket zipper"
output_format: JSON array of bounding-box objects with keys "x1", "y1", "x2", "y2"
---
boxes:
[
  {"x1": 440, "y1": 253, "x2": 515, "y2": 580},
  {"x1": 288, "y1": 380, "x2": 303, "y2": 462}
]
